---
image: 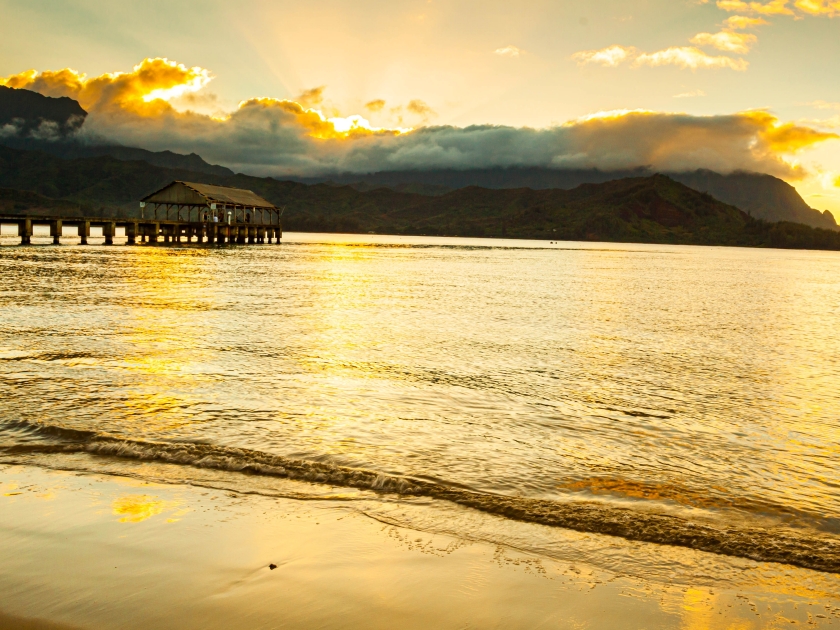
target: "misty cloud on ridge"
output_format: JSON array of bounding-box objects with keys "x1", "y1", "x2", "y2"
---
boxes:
[{"x1": 2, "y1": 59, "x2": 837, "y2": 179}]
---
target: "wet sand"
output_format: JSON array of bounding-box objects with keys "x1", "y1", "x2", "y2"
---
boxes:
[{"x1": 1, "y1": 464, "x2": 838, "y2": 629}]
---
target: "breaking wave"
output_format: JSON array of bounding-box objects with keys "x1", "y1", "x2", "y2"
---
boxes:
[{"x1": 2, "y1": 418, "x2": 839, "y2": 575}]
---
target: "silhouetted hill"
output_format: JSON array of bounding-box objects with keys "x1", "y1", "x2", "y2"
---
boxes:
[
  {"x1": 669, "y1": 169, "x2": 837, "y2": 230},
  {"x1": 2, "y1": 145, "x2": 839, "y2": 250},
  {"x1": 282, "y1": 174, "x2": 840, "y2": 249},
  {"x1": 1, "y1": 137, "x2": 235, "y2": 177},
  {"x1": 0, "y1": 86, "x2": 86, "y2": 137},
  {"x1": 300, "y1": 166, "x2": 837, "y2": 231},
  {"x1": 0, "y1": 86, "x2": 233, "y2": 177},
  {"x1": 0, "y1": 188, "x2": 86, "y2": 216}
]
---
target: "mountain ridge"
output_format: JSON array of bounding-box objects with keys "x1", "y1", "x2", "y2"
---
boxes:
[
  {"x1": 295, "y1": 167, "x2": 837, "y2": 231},
  {"x1": 1, "y1": 145, "x2": 839, "y2": 251},
  {"x1": 1, "y1": 85, "x2": 833, "y2": 230}
]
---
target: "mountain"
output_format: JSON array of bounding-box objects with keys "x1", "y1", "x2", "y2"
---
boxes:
[
  {"x1": 1, "y1": 144, "x2": 839, "y2": 251},
  {"x1": 0, "y1": 86, "x2": 233, "y2": 177},
  {"x1": 299, "y1": 166, "x2": 837, "y2": 231},
  {"x1": 1, "y1": 86, "x2": 832, "y2": 230},
  {"x1": 0, "y1": 187, "x2": 85, "y2": 216},
  {"x1": 283, "y1": 174, "x2": 840, "y2": 250},
  {"x1": 1, "y1": 137, "x2": 235, "y2": 177},
  {"x1": 668, "y1": 169, "x2": 838, "y2": 230},
  {"x1": 0, "y1": 86, "x2": 86, "y2": 137}
]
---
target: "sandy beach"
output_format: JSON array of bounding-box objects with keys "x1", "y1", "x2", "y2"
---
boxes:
[{"x1": 1, "y1": 462, "x2": 837, "y2": 629}]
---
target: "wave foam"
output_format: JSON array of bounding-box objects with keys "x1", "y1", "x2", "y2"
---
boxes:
[{"x1": 2, "y1": 420, "x2": 839, "y2": 575}]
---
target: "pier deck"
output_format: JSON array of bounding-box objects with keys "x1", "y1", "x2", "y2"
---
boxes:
[{"x1": 0, "y1": 215, "x2": 282, "y2": 245}]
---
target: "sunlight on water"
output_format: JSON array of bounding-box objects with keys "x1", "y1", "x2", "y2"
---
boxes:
[{"x1": 1, "y1": 234, "x2": 839, "y2": 575}]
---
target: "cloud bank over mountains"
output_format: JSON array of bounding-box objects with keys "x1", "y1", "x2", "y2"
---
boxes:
[{"x1": 1, "y1": 58, "x2": 837, "y2": 179}]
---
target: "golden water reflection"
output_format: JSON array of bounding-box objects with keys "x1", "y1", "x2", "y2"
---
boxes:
[{"x1": 112, "y1": 494, "x2": 180, "y2": 523}]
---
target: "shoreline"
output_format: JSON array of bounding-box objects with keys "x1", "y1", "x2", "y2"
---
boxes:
[
  {"x1": 2, "y1": 463, "x2": 839, "y2": 629},
  {"x1": 4, "y1": 228, "x2": 840, "y2": 253}
]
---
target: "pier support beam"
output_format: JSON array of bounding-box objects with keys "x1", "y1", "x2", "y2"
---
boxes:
[
  {"x1": 50, "y1": 219, "x2": 62, "y2": 245},
  {"x1": 20, "y1": 218, "x2": 32, "y2": 245},
  {"x1": 248, "y1": 227, "x2": 256, "y2": 244},
  {"x1": 149, "y1": 223, "x2": 159, "y2": 244},
  {"x1": 126, "y1": 222, "x2": 137, "y2": 245},
  {"x1": 103, "y1": 221, "x2": 116, "y2": 246},
  {"x1": 80, "y1": 221, "x2": 90, "y2": 245}
]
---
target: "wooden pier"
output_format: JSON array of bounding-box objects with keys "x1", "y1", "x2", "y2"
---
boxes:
[
  {"x1": 0, "y1": 215, "x2": 282, "y2": 245},
  {"x1": 0, "y1": 181, "x2": 283, "y2": 246}
]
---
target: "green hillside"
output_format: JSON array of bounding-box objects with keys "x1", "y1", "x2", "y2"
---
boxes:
[{"x1": 2, "y1": 145, "x2": 840, "y2": 250}]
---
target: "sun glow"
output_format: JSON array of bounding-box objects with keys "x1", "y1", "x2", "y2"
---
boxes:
[{"x1": 142, "y1": 69, "x2": 211, "y2": 103}]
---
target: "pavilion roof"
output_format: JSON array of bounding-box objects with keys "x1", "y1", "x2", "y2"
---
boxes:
[{"x1": 142, "y1": 181, "x2": 276, "y2": 209}]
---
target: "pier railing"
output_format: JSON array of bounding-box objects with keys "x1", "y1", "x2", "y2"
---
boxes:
[{"x1": 0, "y1": 214, "x2": 283, "y2": 245}]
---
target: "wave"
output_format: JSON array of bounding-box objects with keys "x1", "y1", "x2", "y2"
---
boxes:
[{"x1": 2, "y1": 419, "x2": 839, "y2": 575}]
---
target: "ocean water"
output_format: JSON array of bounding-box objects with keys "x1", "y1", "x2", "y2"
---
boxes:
[{"x1": 1, "y1": 231, "x2": 839, "y2": 579}]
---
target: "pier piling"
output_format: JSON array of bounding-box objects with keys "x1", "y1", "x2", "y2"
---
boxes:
[
  {"x1": 50, "y1": 219, "x2": 62, "y2": 245},
  {"x1": 2, "y1": 212, "x2": 281, "y2": 249},
  {"x1": 20, "y1": 218, "x2": 32, "y2": 245},
  {"x1": 103, "y1": 221, "x2": 116, "y2": 246}
]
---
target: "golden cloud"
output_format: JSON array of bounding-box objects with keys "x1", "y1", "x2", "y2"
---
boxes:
[
  {"x1": 634, "y1": 47, "x2": 749, "y2": 70},
  {"x1": 0, "y1": 58, "x2": 211, "y2": 116},
  {"x1": 365, "y1": 99, "x2": 386, "y2": 112},
  {"x1": 573, "y1": 44, "x2": 746, "y2": 70},
  {"x1": 723, "y1": 15, "x2": 770, "y2": 27},
  {"x1": 5, "y1": 59, "x2": 837, "y2": 180},
  {"x1": 406, "y1": 99, "x2": 436, "y2": 119},
  {"x1": 691, "y1": 30, "x2": 758, "y2": 53},
  {"x1": 295, "y1": 86, "x2": 326, "y2": 108},
  {"x1": 794, "y1": 0, "x2": 840, "y2": 15},
  {"x1": 238, "y1": 98, "x2": 408, "y2": 140},
  {"x1": 494, "y1": 45, "x2": 523, "y2": 57},
  {"x1": 0, "y1": 59, "x2": 408, "y2": 141},
  {"x1": 752, "y1": 111, "x2": 840, "y2": 151},
  {"x1": 717, "y1": 0, "x2": 795, "y2": 14},
  {"x1": 573, "y1": 45, "x2": 637, "y2": 67},
  {"x1": 717, "y1": 0, "x2": 840, "y2": 14}
]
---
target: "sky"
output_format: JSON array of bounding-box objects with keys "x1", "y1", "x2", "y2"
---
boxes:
[{"x1": 1, "y1": 0, "x2": 839, "y2": 214}]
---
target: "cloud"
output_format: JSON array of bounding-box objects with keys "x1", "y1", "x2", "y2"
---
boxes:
[
  {"x1": 722, "y1": 15, "x2": 770, "y2": 27},
  {"x1": 717, "y1": 0, "x2": 795, "y2": 15},
  {"x1": 3, "y1": 60, "x2": 837, "y2": 180},
  {"x1": 295, "y1": 86, "x2": 326, "y2": 108},
  {"x1": 365, "y1": 99, "x2": 386, "y2": 112},
  {"x1": 690, "y1": 30, "x2": 758, "y2": 53},
  {"x1": 673, "y1": 90, "x2": 707, "y2": 98},
  {"x1": 635, "y1": 47, "x2": 749, "y2": 70},
  {"x1": 794, "y1": 0, "x2": 840, "y2": 16},
  {"x1": 494, "y1": 45, "x2": 523, "y2": 57},
  {"x1": 0, "y1": 58, "x2": 211, "y2": 115},
  {"x1": 716, "y1": 0, "x2": 840, "y2": 14},
  {"x1": 574, "y1": 45, "x2": 747, "y2": 70},
  {"x1": 406, "y1": 99, "x2": 436, "y2": 120},
  {"x1": 573, "y1": 45, "x2": 637, "y2": 67}
]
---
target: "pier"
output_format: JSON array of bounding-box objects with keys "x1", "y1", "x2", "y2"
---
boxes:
[{"x1": 0, "y1": 181, "x2": 282, "y2": 246}]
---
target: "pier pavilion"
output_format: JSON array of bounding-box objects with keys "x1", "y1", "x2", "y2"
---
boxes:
[
  {"x1": 0, "y1": 181, "x2": 282, "y2": 245},
  {"x1": 139, "y1": 181, "x2": 282, "y2": 244}
]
